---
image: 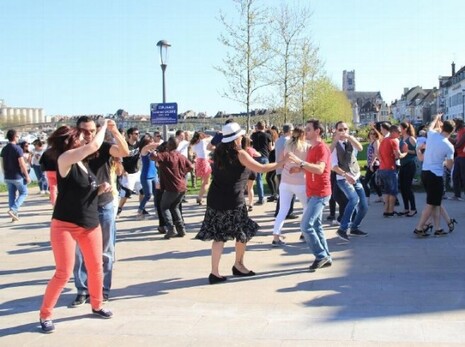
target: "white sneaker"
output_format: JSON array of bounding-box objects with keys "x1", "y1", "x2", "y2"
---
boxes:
[{"x1": 331, "y1": 220, "x2": 340, "y2": 226}]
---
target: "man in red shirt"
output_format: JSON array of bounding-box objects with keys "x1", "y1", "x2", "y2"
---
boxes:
[
  {"x1": 452, "y1": 119, "x2": 465, "y2": 200},
  {"x1": 289, "y1": 119, "x2": 332, "y2": 271},
  {"x1": 377, "y1": 125, "x2": 406, "y2": 216}
]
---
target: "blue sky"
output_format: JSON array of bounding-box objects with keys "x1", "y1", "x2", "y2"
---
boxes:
[{"x1": 1, "y1": 0, "x2": 464, "y2": 118}]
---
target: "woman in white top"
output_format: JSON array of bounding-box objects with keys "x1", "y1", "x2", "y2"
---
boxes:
[
  {"x1": 272, "y1": 127, "x2": 310, "y2": 246},
  {"x1": 190, "y1": 132, "x2": 212, "y2": 205}
]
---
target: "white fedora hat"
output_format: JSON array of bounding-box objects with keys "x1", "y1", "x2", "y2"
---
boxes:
[{"x1": 221, "y1": 122, "x2": 246, "y2": 143}]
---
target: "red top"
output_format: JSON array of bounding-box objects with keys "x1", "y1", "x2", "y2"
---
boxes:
[
  {"x1": 305, "y1": 141, "x2": 331, "y2": 197},
  {"x1": 456, "y1": 128, "x2": 465, "y2": 158},
  {"x1": 379, "y1": 137, "x2": 399, "y2": 170}
]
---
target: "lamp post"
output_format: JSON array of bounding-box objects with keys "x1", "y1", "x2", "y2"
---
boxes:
[
  {"x1": 462, "y1": 88, "x2": 465, "y2": 121},
  {"x1": 156, "y1": 40, "x2": 171, "y2": 140}
]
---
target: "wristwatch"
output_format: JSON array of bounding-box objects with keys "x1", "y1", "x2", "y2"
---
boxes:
[{"x1": 299, "y1": 161, "x2": 305, "y2": 168}]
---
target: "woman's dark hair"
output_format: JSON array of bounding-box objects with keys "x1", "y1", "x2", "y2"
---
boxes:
[
  {"x1": 400, "y1": 122, "x2": 416, "y2": 137},
  {"x1": 190, "y1": 132, "x2": 201, "y2": 146},
  {"x1": 19, "y1": 141, "x2": 30, "y2": 152},
  {"x1": 138, "y1": 134, "x2": 153, "y2": 150},
  {"x1": 46, "y1": 126, "x2": 82, "y2": 161},
  {"x1": 213, "y1": 142, "x2": 239, "y2": 170}
]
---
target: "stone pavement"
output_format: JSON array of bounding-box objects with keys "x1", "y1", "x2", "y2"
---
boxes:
[{"x1": 1, "y1": 187, "x2": 465, "y2": 346}]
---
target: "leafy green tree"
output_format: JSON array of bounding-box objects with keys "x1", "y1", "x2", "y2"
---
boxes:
[{"x1": 305, "y1": 76, "x2": 352, "y2": 126}]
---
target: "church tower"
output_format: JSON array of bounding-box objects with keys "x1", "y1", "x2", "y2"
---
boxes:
[{"x1": 343, "y1": 70, "x2": 355, "y2": 92}]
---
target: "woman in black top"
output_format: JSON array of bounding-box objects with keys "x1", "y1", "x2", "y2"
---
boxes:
[
  {"x1": 38, "y1": 121, "x2": 114, "y2": 333},
  {"x1": 195, "y1": 122, "x2": 287, "y2": 284}
]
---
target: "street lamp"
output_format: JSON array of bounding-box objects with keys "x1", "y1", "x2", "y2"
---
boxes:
[
  {"x1": 462, "y1": 88, "x2": 465, "y2": 121},
  {"x1": 156, "y1": 40, "x2": 171, "y2": 140}
]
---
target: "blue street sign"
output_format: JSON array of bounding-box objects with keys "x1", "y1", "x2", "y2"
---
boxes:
[{"x1": 150, "y1": 102, "x2": 178, "y2": 125}]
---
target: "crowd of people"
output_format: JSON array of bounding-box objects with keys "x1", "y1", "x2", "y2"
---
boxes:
[{"x1": 1, "y1": 113, "x2": 464, "y2": 333}]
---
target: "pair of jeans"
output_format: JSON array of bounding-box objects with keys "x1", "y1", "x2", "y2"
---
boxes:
[
  {"x1": 5, "y1": 178, "x2": 28, "y2": 213},
  {"x1": 32, "y1": 164, "x2": 48, "y2": 191},
  {"x1": 74, "y1": 201, "x2": 115, "y2": 296},
  {"x1": 254, "y1": 156, "x2": 269, "y2": 201},
  {"x1": 160, "y1": 190, "x2": 185, "y2": 228},
  {"x1": 301, "y1": 195, "x2": 331, "y2": 260},
  {"x1": 41, "y1": 219, "x2": 103, "y2": 319},
  {"x1": 336, "y1": 178, "x2": 368, "y2": 231},
  {"x1": 139, "y1": 177, "x2": 156, "y2": 212}
]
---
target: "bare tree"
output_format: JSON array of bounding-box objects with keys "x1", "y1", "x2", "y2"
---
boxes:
[
  {"x1": 216, "y1": 0, "x2": 273, "y2": 131},
  {"x1": 268, "y1": 2, "x2": 315, "y2": 123}
]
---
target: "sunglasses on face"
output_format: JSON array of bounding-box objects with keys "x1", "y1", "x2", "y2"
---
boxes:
[{"x1": 338, "y1": 128, "x2": 348, "y2": 132}]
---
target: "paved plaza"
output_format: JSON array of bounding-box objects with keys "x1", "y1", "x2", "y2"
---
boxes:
[{"x1": 1, "y1": 187, "x2": 465, "y2": 346}]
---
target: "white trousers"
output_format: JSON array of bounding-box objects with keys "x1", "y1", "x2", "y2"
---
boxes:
[{"x1": 273, "y1": 181, "x2": 307, "y2": 235}]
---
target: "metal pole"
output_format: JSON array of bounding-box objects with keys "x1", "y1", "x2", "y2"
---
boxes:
[
  {"x1": 462, "y1": 89, "x2": 465, "y2": 121},
  {"x1": 161, "y1": 64, "x2": 167, "y2": 140}
]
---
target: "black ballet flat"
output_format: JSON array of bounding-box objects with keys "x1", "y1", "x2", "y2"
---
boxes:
[
  {"x1": 232, "y1": 265, "x2": 256, "y2": 277},
  {"x1": 208, "y1": 273, "x2": 227, "y2": 285}
]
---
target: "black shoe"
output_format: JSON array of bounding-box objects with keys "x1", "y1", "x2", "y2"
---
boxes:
[
  {"x1": 116, "y1": 207, "x2": 122, "y2": 216},
  {"x1": 447, "y1": 218, "x2": 458, "y2": 233},
  {"x1": 158, "y1": 226, "x2": 167, "y2": 234},
  {"x1": 103, "y1": 294, "x2": 109, "y2": 303},
  {"x1": 286, "y1": 213, "x2": 298, "y2": 220},
  {"x1": 299, "y1": 234, "x2": 305, "y2": 241},
  {"x1": 208, "y1": 273, "x2": 227, "y2": 284},
  {"x1": 336, "y1": 229, "x2": 350, "y2": 242},
  {"x1": 254, "y1": 200, "x2": 264, "y2": 206},
  {"x1": 142, "y1": 209, "x2": 150, "y2": 215},
  {"x1": 164, "y1": 228, "x2": 178, "y2": 239},
  {"x1": 271, "y1": 239, "x2": 286, "y2": 247},
  {"x1": 350, "y1": 229, "x2": 368, "y2": 237},
  {"x1": 71, "y1": 294, "x2": 89, "y2": 307},
  {"x1": 92, "y1": 308, "x2": 113, "y2": 319},
  {"x1": 182, "y1": 198, "x2": 188, "y2": 203},
  {"x1": 232, "y1": 265, "x2": 256, "y2": 276},
  {"x1": 40, "y1": 318, "x2": 55, "y2": 333},
  {"x1": 309, "y1": 256, "x2": 332, "y2": 272},
  {"x1": 326, "y1": 215, "x2": 335, "y2": 221},
  {"x1": 434, "y1": 229, "x2": 448, "y2": 237},
  {"x1": 413, "y1": 228, "x2": 430, "y2": 237},
  {"x1": 266, "y1": 196, "x2": 277, "y2": 202}
]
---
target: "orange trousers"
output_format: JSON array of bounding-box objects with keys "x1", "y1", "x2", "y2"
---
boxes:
[
  {"x1": 40, "y1": 219, "x2": 103, "y2": 319},
  {"x1": 45, "y1": 171, "x2": 58, "y2": 206}
]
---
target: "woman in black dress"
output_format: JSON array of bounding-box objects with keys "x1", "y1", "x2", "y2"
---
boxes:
[{"x1": 195, "y1": 122, "x2": 287, "y2": 284}]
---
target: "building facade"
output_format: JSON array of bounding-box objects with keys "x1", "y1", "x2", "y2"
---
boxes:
[{"x1": 342, "y1": 71, "x2": 387, "y2": 125}]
